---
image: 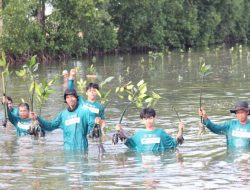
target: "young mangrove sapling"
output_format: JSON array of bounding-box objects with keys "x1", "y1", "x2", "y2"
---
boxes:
[{"x1": 198, "y1": 58, "x2": 212, "y2": 135}]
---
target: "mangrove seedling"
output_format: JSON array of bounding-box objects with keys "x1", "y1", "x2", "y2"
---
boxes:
[
  {"x1": 90, "y1": 76, "x2": 115, "y2": 136},
  {"x1": 86, "y1": 64, "x2": 97, "y2": 78},
  {"x1": 148, "y1": 51, "x2": 164, "y2": 63},
  {"x1": 77, "y1": 79, "x2": 87, "y2": 95},
  {"x1": 112, "y1": 80, "x2": 161, "y2": 144},
  {"x1": 76, "y1": 75, "x2": 114, "y2": 153},
  {"x1": 198, "y1": 58, "x2": 212, "y2": 135},
  {"x1": 15, "y1": 56, "x2": 41, "y2": 136},
  {"x1": 16, "y1": 56, "x2": 58, "y2": 137},
  {"x1": 116, "y1": 80, "x2": 161, "y2": 124},
  {"x1": 96, "y1": 76, "x2": 115, "y2": 153},
  {"x1": 148, "y1": 51, "x2": 164, "y2": 70},
  {"x1": 0, "y1": 52, "x2": 10, "y2": 127},
  {"x1": 34, "y1": 75, "x2": 59, "y2": 115},
  {"x1": 172, "y1": 105, "x2": 181, "y2": 123},
  {"x1": 16, "y1": 55, "x2": 39, "y2": 112},
  {"x1": 96, "y1": 76, "x2": 115, "y2": 105}
]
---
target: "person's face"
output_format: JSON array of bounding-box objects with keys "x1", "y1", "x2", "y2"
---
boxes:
[
  {"x1": 236, "y1": 109, "x2": 249, "y2": 123},
  {"x1": 19, "y1": 106, "x2": 29, "y2": 119},
  {"x1": 66, "y1": 95, "x2": 77, "y2": 109},
  {"x1": 142, "y1": 116, "x2": 155, "y2": 129},
  {"x1": 86, "y1": 88, "x2": 97, "y2": 101},
  {"x1": 7, "y1": 100, "x2": 13, "y2": 109},
  {"x1": 63, "y1": 74, "x2": 69, "y2": 78}
]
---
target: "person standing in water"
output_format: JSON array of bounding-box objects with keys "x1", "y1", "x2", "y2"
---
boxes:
[
  {"x1": 33, "y1": 89, "x2": 91, "y2": 150},
  {"x1": 1, "y1": 96, "x2": 18, "y2": 127},
  {"x1": 199, "y1": 101, "x2": 250, "y2": 150},
  {"x1": 3, "y1": 100, "x2": 42, "y2": 136},
  {"x1": 67, "y1": 69, "x2": 106, "y2": 136},
  {"x1": 114, "y1": 107, "x2": 184, "y2": 152}
]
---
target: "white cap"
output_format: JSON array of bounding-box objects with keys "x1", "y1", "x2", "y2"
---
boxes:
[{"x1": 62, "y1": 70, "x2": 68, "y2": 75}]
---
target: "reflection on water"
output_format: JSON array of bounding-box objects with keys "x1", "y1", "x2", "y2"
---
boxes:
[{"x1": 1, "y1": 47, "x2": 250, "y2": 188}]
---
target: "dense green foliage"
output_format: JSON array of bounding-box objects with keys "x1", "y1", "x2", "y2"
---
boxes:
[{"x1": 0, "y1": 0, "x2": 250, "y2": 58}]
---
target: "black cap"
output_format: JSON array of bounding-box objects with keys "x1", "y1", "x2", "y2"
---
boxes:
[
  {"x1": 64, "y1": 88, "x2": 78, "y2": 101},
  {"x1": 230, "y1": 101, "x2": 250, "y2": 114}
]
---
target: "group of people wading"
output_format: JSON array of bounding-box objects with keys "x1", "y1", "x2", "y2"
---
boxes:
[{"x1": 2, "y1": 69, "x2": 250, "y2": 152}]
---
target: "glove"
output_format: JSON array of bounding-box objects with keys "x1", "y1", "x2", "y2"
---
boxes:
[
  {"x1": 89, "y1": 125, "x2": 100, "y2": 138},
  {"x1": 112, "y1": 133, "x2": 119, "y2": 145},
  {"x1": 27, "y1": 122, "x2": 45, "y2": 137},
  {"x1": 177, "y1": 136, "x2": 184, "y2": 145},
  {"x1": 2, "y1": 119, "x2": 7, "y2": 128},
  {"x1": 112, "y1": 130, "x2": 127, "y2": 145}
]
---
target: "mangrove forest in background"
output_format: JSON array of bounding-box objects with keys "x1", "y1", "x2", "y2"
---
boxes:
[{"x1": 0, "y1": 0, "x2": 250, "y2": 62}]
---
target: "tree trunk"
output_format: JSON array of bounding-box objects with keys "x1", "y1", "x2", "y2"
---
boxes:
[
  {"x1": 0, "y1": 0, "x2": 3, "y2": 36},
  {"x1": 37, "y1": 0, "x2": 46, "y2": 31}
]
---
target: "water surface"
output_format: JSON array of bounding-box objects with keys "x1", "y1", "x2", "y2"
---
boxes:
[{"x1": 1, "y1": 46, "x2": 250, "y2": 189}]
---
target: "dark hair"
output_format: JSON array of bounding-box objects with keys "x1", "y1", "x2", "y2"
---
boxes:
[
  {"x1": 140, "y1": 108, "x2": 156, "y2": 119},
  {"x1": 64, "y1": 88, "x2": 78, "y2": 101},
  {"x1": 6, "y1": 96, "x2": 13, "y2": 103},
  {"x1": 18, "y1": 103, "x2": 30, "y2": 110},
  {"x1": 86, "y1": 83, "x2": 99, "y2": 91}
]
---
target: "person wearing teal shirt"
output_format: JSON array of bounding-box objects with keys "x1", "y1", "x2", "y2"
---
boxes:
[
  {"x1": 114, "y1": 108, "x2": 184, "y2": 152},
  {"x1": 1, "y1": 96, "x2": 18, "y2": 127},
  {"x1": 34, "y1": 89, "x2": 91, "y2": 151},
  {"x1": 6, "y1": 96, "x2": 19, "y2": 116},
  {"x1": 7, "y1": 102, "x2": 33, "y2": 136},
  {"x1": 199, "y1": 101, "x2": 250, "y2": 150},
  {"x1": 67, "y1": 69, "x2": 105, "y2": 135}
]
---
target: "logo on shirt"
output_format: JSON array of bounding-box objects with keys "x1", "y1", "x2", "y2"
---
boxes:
[
  {"x1": 83, "y1": 105, "x2": 99, "y2": 114},
  {"x1": 65, "y1": 117, "x2": 80, "y2": 126},
  {"x1": 17, "y1": 122, "x2": 30, "y2": 130},
  {"x1": 232, "y1": 130, "x2": 250, "y2": 138},
  {"x1": 141, "y1": 137, "x2": 160, "y2": 144}
]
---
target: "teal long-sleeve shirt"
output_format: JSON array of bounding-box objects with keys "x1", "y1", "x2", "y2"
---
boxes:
[
  {"x1": 204, "y1": 118, "x2": 250, "y2": 150},
  {"x1": 124, "y1": 128, "x2": 178, "y2": 152},
  {"x1": 37, "y1": 105, "x2": 91, "y2": 151},
  {"x1": 7, "y1": 107, "x2": 31, "y2": 136},
  {"x1": 10, "y1": 107, "x2": 19, "y2": 116},
  {"x1": 68, "y1": 79, "x2": 105, "y2": 133}
]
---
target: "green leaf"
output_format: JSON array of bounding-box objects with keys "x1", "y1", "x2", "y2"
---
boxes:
[
  {"x1": 152, "y1": 92, "x2": 161, "y2": 99},
  {"x1": 104, "y1": 90, "x2": 111, "y2": 99},
  {"x1": 16, "y1": 69, "x2": 26, "y2": 77},
  {"x1": 137, "y1": 80, "x2": 144, "y2": 87},
  {"x1": 128, "y1": 94, "x2": 133, "y2": 101},
  {"x1": 115, "y1": 87, "x2": 120, "y2": 93},
  {"x1": 34, "y1": 83, "x2": 42, "y2": 96},
  {"x1": 139, "y1": 84, "x2": 147, "y2": 94},
  {"x1": 29, "y1": 55, "x2": 37, "y2": 67},
  {"x1": 96, "y1": 89, "x2": 102, "y2": 98},
  {"x1": 136, "y1": 101, "x2": 143, "y2": 108},
  {"x1": 0, "y1": 52, "x2": 6, "y2": 68},
  {"x1": 0, "y1": 60, "x2": 4, "y2": 67},
  {"x1": 29, "y1": 82, "x2": 35, "y2": 92},
  {"x1": 120, "y1": 87, "x2": 124, "y2": 92},
  {"x1": 126, "y1": 84, "x2": 134, "y2": 90},
  {"x1": 138, "y1": 94, "x2": 147, "y2": 99},
  {"x1": 32, "y1": 63, "x2": 39, "y2": 72},
  {"x1": 36, "y1": 96, "x2": 42, "y2": 103},
  {"x1": 145, "y1": 97, "x2": 153, "y2": 103},
  {"x1": 118, "y1": 94, "x2": 124, "y2": 99},
  {"x1": 100, "y1": 76, "x2": 114, "y2": 87}
]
